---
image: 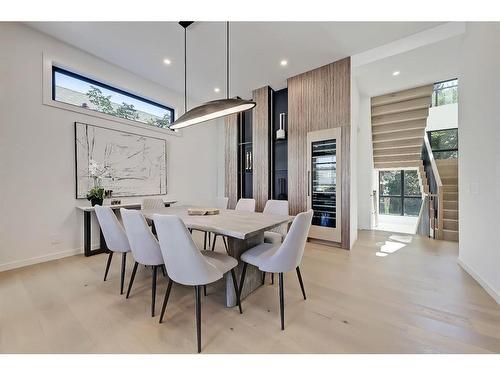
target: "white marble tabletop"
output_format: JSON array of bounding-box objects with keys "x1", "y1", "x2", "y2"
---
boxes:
[
  {"x1": 77, "y1": 200, "x2": 177, "y2": 212},
  {"x1": 142, "y1": 205, "x2": 293, "y2": 240}
]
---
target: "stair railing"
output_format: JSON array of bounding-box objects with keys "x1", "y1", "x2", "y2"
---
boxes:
[{"x1": 422, "y1": 132, "x2": 443, "y2": 239}]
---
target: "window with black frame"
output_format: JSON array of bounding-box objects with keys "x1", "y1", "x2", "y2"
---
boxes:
[
  {"x1": 52, "y1": 66, "x2": 175, "y2": 129},
  {"x1": 431, "y1": 78, "x2": 458, "y2": 107},
  {"x1": 428, "y1": 128, "x2": 458, "y2": 159},
  {"x1": 379, "y1": 170, "x2": 422, "y2": 216}
]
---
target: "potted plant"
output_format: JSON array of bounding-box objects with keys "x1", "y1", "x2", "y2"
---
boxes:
[{"x1": 87, "y1": 186, "x2": 105, "y2": 206}]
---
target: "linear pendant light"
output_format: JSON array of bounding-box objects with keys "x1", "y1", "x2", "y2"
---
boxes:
[{"x1": 169, "y1": 22, "x2": 256, "y2": 130}]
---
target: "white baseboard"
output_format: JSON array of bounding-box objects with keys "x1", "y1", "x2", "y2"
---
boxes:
[
  {"x1": 0, "y1": 247, "x2": 88, "y2": 273},
  {"x1": 457, "y1": 258, "x2": 500, "y2": 304}
]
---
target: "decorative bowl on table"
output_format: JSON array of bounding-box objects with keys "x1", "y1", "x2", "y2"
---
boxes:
[{"x1": 187, "y1": 208, "x2": 220, "y2": 216}]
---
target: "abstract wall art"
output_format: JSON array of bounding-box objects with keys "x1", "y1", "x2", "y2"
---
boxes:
[{"x1": 75, "y1": 122, "x2": 167, "y2": 198}]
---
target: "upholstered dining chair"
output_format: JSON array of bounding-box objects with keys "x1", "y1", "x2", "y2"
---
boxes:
[
  {"x1": 141, "y1": 198, "x2": 165, "y2": 210},
  {"x1": 154, "y1": 214, "x2": 242, "y2": 353},
  {"x1": 141, "y1": 198, "x2": 165, "y2": 226},
  {"x1": 234, "y1": 198, "x2": 256, "y2": 212},
  {"x1": 238, "y1": 209, "x2": 313, "y2": 330},
  {"x1": 94, "y1": 205, "x2": 131, "y2": 295},
  {"x1": 261, "y1": 200, "x2": 289, "y2": 285},
  {"x1": 263, "y1": 200, "x2": 289, "y2": 244},
  {"x1": 121, "y1": 208, "x2": 165, "y2": 317},
  {"x1": 210, "y1": 197, "x2": 230, "y2": 252}
]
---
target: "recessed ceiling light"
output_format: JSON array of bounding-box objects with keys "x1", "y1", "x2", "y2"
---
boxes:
[
  {"x1": 280, "y1": 59, "x2": 288, "y2": 67},
  {"x1": 214, "y1": 87, "x2": 220, "y2": 93},
  {"x1": 392, "y1": 71, "x2": 400, "y2": 76},
  {"x1": 163, "y1": 58, "x2": 172, "y2": 65}
]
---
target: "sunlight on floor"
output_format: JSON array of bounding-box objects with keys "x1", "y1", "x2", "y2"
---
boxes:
[{"x1": 374, "y1": 235, "x2": 413, "y2": 257}]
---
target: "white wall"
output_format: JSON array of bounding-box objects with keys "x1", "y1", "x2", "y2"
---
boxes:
[
  {"x1": 349, "y1": 74, "x2": 359, "y2": 248},
  {"x1": 0, "y1": 23, "x2": 220, "y2": 271},
  {"x1": 426, "y1": 103, "x2": 458, "y2": 131},
  {"x1": 457, "y1": 22, "x2": 500, "y2": 304},
  {"x1": 356, "y1": 95, "x2": 374, "y2": 230}
]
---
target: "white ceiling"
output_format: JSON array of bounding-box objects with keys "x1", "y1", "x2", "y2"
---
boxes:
[
  {"x1": 27, "y1": 22, "x2": 443, "y2": 103},
  {"x1": 354, "y1": 35, "x2": 463, "y2": 97}
]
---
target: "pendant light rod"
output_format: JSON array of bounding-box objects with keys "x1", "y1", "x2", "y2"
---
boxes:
[
  {"x1": 226, "y1": 21, "x2": 229, "y2": 100},
  {"x1": 179, "y1": 21, "x2": 194, "y2": 114},
  {"x1": 184, "y1": 25, "x2": 187, "y2": 113}
]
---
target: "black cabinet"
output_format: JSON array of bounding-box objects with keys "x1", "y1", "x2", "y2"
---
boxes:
[
  {"x1": 238, "y1": 109, "x2": 253, "y2": 199},
  {"x1": 271, "y1": 88, "x2": 288, "y2": 200}
]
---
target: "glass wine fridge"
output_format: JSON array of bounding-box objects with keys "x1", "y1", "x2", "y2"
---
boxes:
[{"x1": 306, "y1": 128, "x2": 341, "y2": 243}]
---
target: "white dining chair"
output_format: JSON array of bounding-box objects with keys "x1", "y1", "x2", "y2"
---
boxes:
[
  {"x1": 263, "y1": 200, "x2": 289, "y2": 244},
  {"x1": 261, "y1": 200, "x2": 289, "y2": 285},
  {"x1": 239, "y1": 209, "x2": 313, "y2": 330},
  {"x1": 210, "y1": 197, "x2": 230, "y2": 252},
  {"x1": 235, "y1": 198, "x2": 256, "y2": 212},
  {"x1": 154, "y1": 214, "x2": 242, "y2": 353},
  {"x1": 94, "y1": 205, "x2": 131, "y2": 295},
  {"x1": 121, "y1": 208, "x2": 166, "y2": 317},
  {"x1": 141, "y1": 198, "x2": 165, "y2": 226},
  {"x1": 141, "y1": 198, "x2": 165, "y2": 210}
]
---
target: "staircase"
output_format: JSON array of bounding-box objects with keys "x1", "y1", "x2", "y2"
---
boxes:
[
  {"x1": 371, "y1": 85, "x2": 433, "y2": 195},
  {"x1": 371, "y1": 85, "x2": 433, "y2": 171},
  {"x1": 436, "y1": 159, "x2": 459, "y2": 241}
]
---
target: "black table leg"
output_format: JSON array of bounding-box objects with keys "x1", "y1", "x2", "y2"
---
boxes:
[
  {"x1": 84, "y1": 211, "x2": 108, "y2": 257},
  {"x1": 84, "y1": 211, "x2": 92, "y2": 256}
]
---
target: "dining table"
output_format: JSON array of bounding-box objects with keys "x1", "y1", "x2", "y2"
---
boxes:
[{"x1": 141, "y1": 205, "x2": 294, "y2": 308}]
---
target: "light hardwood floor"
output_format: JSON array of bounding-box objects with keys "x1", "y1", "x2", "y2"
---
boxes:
[{"x1": 1, "y1": 230, "x2": 500, "y2": 354}]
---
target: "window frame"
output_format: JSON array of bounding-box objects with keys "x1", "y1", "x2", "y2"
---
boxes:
[
  {"x1": 379, "y1": 170, "x2": 422, "y2": 216},
  {"x1": 52, "y1": 66, "x2": 175, "y2": 131},
  {"x1": 431, "y1": 78, "x2": 458, "y2": 107},
  {"x1": 427, "y1": 128, "x2": 459, "y2": 158},
  {"x1": 41, "y1": 53, "x2": 181, "y2": 136}
]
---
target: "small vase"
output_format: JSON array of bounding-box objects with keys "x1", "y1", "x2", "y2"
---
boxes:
[{"x1": 91, "y1": 198, "x2": 104, "y2": 207}]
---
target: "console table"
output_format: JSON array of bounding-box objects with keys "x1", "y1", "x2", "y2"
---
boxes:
[{"x1": 77, "y1": 201, "x2": 177, "y2": 256}]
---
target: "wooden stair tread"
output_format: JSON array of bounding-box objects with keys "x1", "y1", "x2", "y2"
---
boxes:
[
  {"x1": 372, "y1": 108, "x2": 429, "y2": 126},
  {"x1": 371, "y1": 97, "x2": 431, "y2": 116},
  {"x1": 371, "y1": 85, "x2": 433, "y2": 107}
]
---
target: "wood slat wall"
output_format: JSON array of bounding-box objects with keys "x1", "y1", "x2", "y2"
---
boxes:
[
  {"x1": 224, "y1": 114, "x2": 239, "y2": 209},
  {"x1": 287, "y1": 57, "x2": 351, "y2": 249},
  {"x1": 252, "y1": 86, "x2": 271, "y2": 212}
]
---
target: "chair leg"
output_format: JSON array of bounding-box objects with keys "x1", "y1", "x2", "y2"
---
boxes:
[
  {"x1": 279, "y1": 272, "x2": 284, "y2": 330},
  {"x1": 161, "y1": 264, "x2": 166, "y2": 277},
  {"x1": 203, "y1": 285, "x2": 207, "y2": 296},
  {"x1": 120, "y1": 253, "x2": 127, "y2": 295},
  {"x1": 296, "y1": 266, "x2": 306, "y2": 300},
  {"x1": 151, "y1": 265, "x2": 158, "y2": 317},
  {"x1": 103, "y1": 251, "x2": 113, "y2": 281},
  {"x1": 271, "y1": 273, "x2": 274, "y2": 285},
  {"x1": 230, "y1": 269, "x2": 243, "y2": 314},
  {"x1": 262, "y1": 272, "x2": 266, "y2": 285},
  {"x1": 126, "y1": 261, "x2": 139, "y2": 298},
  {"x1": 222, "y1": 236, "x2": 228, "y2": 252},
  {"x1": 203, "y1": 232, "x2": 208, "y2": 250},
  {"x1": 211, "y1": 234, "x2": 217, "y2": 251},
  {"x1": 238, "y1": 263, "x2": 248, "y2": 301},
  {"x1": 159, "y1": 279, "x2": 173, "y2": 323},
  {"x1": 195, "y1": 285, "x2": 202, "y2": 353}
]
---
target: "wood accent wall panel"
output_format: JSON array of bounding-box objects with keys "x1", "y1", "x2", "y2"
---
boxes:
[
  {"x1": 287, "y1": 57, "x2": 351, "y2": 249},
  {"x1": 224, "y1": 114, "x2": 238, "y2": 209},
  {"x1": 252, "y1": 86, "x2": 271, "y2": 212}
]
